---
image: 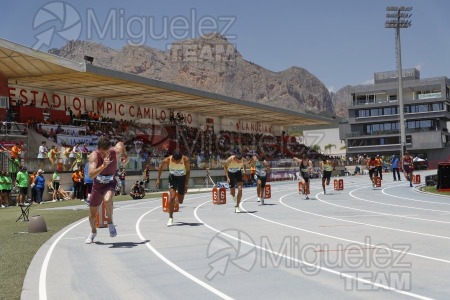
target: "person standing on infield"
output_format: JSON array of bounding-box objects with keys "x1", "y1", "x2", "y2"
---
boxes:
[
  {"x1": 391, "y1": 154, "x2": 401, "y2": 181},
  {"x1": 155, "y1": 149, "x2": 190, "y2": 227},
  {"x1": 85, "y1": 137, "x2": 129, "y2": 244},
  {"x1": 224, "y1": 149, "x2": 247, "y2": 213}
]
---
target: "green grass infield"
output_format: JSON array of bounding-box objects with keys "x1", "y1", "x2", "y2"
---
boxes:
[{"x1": 0, "y1": 193, "x2": 166, "y2": 300}]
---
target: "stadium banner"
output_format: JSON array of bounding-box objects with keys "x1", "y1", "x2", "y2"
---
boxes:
[
  {"x1": 8, "y1": 85, "x2": 278, "y2": 134},
  {"x1": 56, "y1": 134, "x2": 99, "y2": 146},
  {"x1": 40, "y1": 124, "x2": 86, "y2": 135}
]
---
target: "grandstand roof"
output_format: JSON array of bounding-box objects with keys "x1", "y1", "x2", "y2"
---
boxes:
[{"x1": 0, "y1": 38, "x2": 334, "y2": 127}]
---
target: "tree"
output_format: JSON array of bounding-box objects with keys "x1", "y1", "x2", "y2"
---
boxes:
[
  {"x1": 340, "y1": 145, "x2": 346, "y2": 150},
  {"x1": 309, "y1": 144, "x2": 321, "y2": 153},
  {"x1": 324, "y1": 144, "x2": 336, "y2": 154}
]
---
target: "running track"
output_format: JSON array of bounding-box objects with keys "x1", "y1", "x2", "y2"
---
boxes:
[{"x1": 22, "y1": 170, "x2": 450, "y2": 299}]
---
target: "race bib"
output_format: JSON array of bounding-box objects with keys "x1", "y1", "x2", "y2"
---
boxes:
[{"x1": 96, "y1": 175, "x2": 114, "y2": 184}]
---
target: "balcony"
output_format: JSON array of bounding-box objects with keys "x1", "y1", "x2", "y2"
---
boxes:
[{"x1": 346, "y1": 127, "x2": 443, "y2": 139}]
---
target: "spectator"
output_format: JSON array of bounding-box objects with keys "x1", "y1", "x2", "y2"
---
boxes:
[
  {"x1": 129, "y1": 181, "x2": 145, "y2": 199},
  {"x1": 34, "y1": 169, "x2": 45, "y2": 204},
  {"x1": 69, "y1": 143, "x2": 80, "y2": 170},
  {"x1": 3, "y1": 171, "x2": 12, "y2": 206},
  {"x1": 72, "y1": 169, "x2": 83, "y2": 200},
  {"x1": 117, "y1": 166, "x2": 126, "y2": 195},
  {"x1": 0, "y1": 171, "x2": 9, "y2": 207},
  {"x1": 29, "y1": 171, "x2": 37, "y2": 204},
  {"x1": 62, "y1": 146, "x2": 72, "y2": 171},
  {"x1": 37, "y1": 141, "x2": 48, "y2": 170},
  {"x1": 52, "y1": 170, "x2": 61, "y2": 201},
  {"x1": 84, "y1": 162, "x2": 93, "y2": 204},
  {"x1": 15, "y1": 166, "x2": 29, "y2": 205},
  {"x1": 143, "y1": 164, "x2": 151, "y2": 190},
  {"x1": 48, "y1": 145, "x2": 59, "y2": 170},
  {"x1": 10, "y1": 142, "x2": 22, "y2": 160}
]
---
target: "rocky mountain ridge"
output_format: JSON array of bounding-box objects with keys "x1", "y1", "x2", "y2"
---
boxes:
[{"x1": 49, "y1": 34, "x2": 339, "y2": 117}]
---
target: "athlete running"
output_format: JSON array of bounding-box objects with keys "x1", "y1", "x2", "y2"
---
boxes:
[
  {"x1": 248, "y1": 152, "x2": 270, "y2": 205},
  {"x1": 156, "y1": 149, "x2": 190, "y2": 226},
  {"x1": 224, "y1": 149, "x2": 247, "y2": 213},
  {"x1": 401, "y1": 151, "x2": 414, "y2": 187},
  {"x1": 293, "y1": 154, "x2": 313, "y2": 199},
  {"x1": 320, "y1": 157, "x2": 333, "y2": 194}
]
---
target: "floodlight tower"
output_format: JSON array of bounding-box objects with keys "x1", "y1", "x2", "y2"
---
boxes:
[{"x1": 385, "y1": 6, "x2": 412, "y2": 157}]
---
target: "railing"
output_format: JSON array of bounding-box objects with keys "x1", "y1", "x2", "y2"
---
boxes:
[
  {"x1": 14, "y1": 155, "x2": 347, "y2": 174},
  {"x1": 346, "y1": 127, "x2": 443, "y2": 138}
]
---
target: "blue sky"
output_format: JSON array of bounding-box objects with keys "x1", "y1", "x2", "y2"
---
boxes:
[{"x1": 1, "y1": 0, "x2": 449, "y2": 92}]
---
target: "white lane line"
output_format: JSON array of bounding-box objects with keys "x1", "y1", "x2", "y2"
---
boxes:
[
  {"x1": 39, "y1": 218, "x2": 87, "y2": 300},
  {"x1": 62, "y1": 233, "x2": 139, "y2": 240},
  {"x1": 381, "y1": 186, "x2": 450, "y2": 205},
  {"x1": 244, "y1": 191, "x2": 450, "y2": 264},
  {"x1": 38, "y1": 197, "x2": 164, "y2": 300},
  {"x1": 349, "y1": 186, "x2": 450, "y2": 213},
  {"x1": 194, "y1": 199, "x2": 433, "y2": 300},
  {"x1": 314, "y1": 193, "x2": 450, "y2": 239},
  {"x1": 135, "y1": 202, "x2": 233, "y2": 300},
  {"x1": 314, "y1": 188, "x2": 450, "y2": 225},
  {"x1": 336, "y1": 214, "x2": 419, "y2": 218}
]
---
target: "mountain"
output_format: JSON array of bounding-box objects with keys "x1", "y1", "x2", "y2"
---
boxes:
[
  {"x1": 49, "y1": 33, "x2": 334, "y2": 116},
  {"x1": 331, "y1": 85, "x2": 352, "y2": 118}
]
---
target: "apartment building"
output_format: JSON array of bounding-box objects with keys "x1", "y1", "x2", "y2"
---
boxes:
[{"x1": 339, "y1": 68, "x2": 450, "y2": 167}]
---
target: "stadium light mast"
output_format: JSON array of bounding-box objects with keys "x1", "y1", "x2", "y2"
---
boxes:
[{"x1": 385, "y1": 6, "x2": 412, "y2": 158}]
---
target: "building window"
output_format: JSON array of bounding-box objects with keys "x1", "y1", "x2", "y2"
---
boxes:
[
  {"x1": 410, "y1": 104, "x2": 428, "y2": 113},
  {"x1": 389, "y1": 95, "x2": 397, "y2": 101},
  {"x1": 357, "y1": 109, "x2": 370, "y2": 118},
  {"x1": 348, "y1": 136, "x2": 400, "y2": 147},
  {"x1": 370, "y1": 108, "x2": 383, "y2": 116},
  {"x1": 383, "y1": 107, "x2": 398, "y2": 115},
  {"x1": 432, "y1": 103, "x2": 443, "y2": 111}
]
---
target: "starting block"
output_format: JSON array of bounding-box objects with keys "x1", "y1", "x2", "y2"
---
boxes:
[
  {"x1": 264, "y1": 184, "x2": 271, "y2": 199},
  {"x1": 374, "y1": 176, "x2": 382, "y2": 188},
  {"x1": 162, "y1": 192, "x2": 179, "y2": 212},
  {"x1": 334, "y1": 179, "x2": 344, "y2": 191},
  {"x1": 412, "y1": 174, "x2": 421, "y2": 184},
  {"x1": 212, "y1": 187, "x2": 227, "y2": 204},
  {"x1": 96, "y1": 202, "x2": 110, "y2": 228}
]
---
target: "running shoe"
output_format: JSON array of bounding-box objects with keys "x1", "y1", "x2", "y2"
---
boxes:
[
  {"x1": 108, "y1": 223, "x2": 117, "y2": 237},
  {"x1": 85, "y1": 232, "x2": 97, "y2": 244},
  {"x1": 257, "y1": 197, "x2": 261, "y2": 202},
  {"x1": 235, "y1": 206, "x2": 240, "y2": 213},
  {"x1": 305, "y1": 196, "x2": 309, "y2": 200},
  {"x1": 167, "y1": 218, "x2": 173, "y2": 227}
]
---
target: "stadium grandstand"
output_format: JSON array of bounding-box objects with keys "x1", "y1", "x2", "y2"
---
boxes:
[{"x1": 0, "y1": 37, "x2": 339, "y2": 202}]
